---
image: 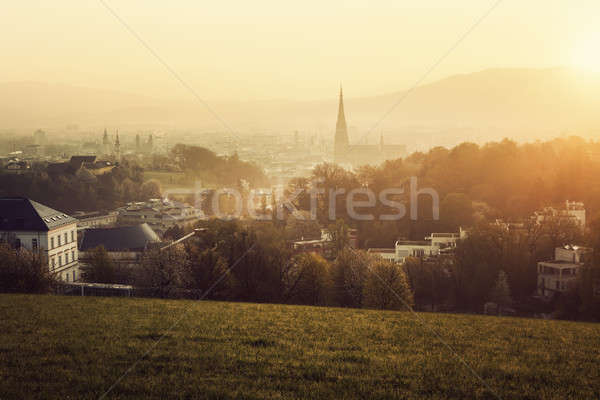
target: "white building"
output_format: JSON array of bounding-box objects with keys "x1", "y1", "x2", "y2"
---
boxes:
[
  {"x1": 395, "y1": 240, "x2": 440, "y2": 263},
  {"x1": 368, "y1": 229, "x2": 466, "y2": 264},
  {"x1": 0, "y1": 197, "x2": 79, "y2": 282},
  {"x1": 366, "y1": 248, "x2": 398, "y2": 262},
  {"x1": 537, "y1": 245, "x2": 592, "y2": 299},
  {"x1": 118, "y1": 198, "x2": 203, "y2": 236},
  {"x1": 73, "y1": 210, "x2": 118, "y2": 230},
  {"x1": 426, "y1": 228, "x2": 467, "y2": 252}
]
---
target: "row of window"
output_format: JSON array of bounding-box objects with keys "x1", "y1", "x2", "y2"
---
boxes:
[
  {"x1": 51, "y1": 250, "x2": 77, "y2": 269},
  {"x1": 50, "y1": 230, "x2": 76, "y2": 249}
]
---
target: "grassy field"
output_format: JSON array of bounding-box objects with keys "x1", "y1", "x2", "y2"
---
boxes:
[{"x1": 1, "y1": 294, "x2": 599, "y2": 399}]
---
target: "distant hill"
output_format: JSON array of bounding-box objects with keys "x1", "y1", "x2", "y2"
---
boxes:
[{"x1": 2, "y1": 68, "x2": 600, "y2": 148}]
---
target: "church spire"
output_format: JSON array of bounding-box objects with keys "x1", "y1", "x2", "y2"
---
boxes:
[{"x1": 334, "y1": 85, "x2": 349, "y2": 163}]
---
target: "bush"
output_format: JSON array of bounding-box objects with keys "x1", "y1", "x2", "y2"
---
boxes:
[{"x1": 0, "y1": 244, "x2": 54, "y2": 293}]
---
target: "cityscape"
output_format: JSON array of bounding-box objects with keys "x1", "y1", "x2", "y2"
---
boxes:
[{"x1": 1, "y1": 1, "x2": 600, "y2": 399}]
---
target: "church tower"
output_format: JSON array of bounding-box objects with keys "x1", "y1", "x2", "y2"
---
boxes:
[
  {"x1": 102, "y1": 128, "x2": 110, "y2": 155},
  {"x1": 114, "y1": 131, "x2": 121, "y2": 162},
  {"x1": 334, "y1": 86, "x2": 350, "y2": 163}
]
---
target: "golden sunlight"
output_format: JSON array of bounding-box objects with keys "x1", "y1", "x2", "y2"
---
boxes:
[{"x1": 571, "y1": 31, "x2": 600, "y2": 72}]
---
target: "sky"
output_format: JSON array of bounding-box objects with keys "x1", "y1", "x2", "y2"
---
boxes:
[{"x1": 1, "y1": 0, "x2": 600, "y2": 101}]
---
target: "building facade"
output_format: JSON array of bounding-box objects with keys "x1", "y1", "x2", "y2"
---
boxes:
[
  {"x1": 0, "y1": 197, "x2": 79, "y2": 282},
  {"x1": 73, "y1": 210, "x2": 119, "y2": 230},
  {"x1": 537, "y1": 245, "x2": 592, "y2": 299},
  {"x1": 118, "y1": 199, "x2": 203, "y2": 237}
]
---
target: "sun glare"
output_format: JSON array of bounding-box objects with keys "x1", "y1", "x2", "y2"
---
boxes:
[{"x1": 571, "y1": 32, "x2": 600, "y2": 73}]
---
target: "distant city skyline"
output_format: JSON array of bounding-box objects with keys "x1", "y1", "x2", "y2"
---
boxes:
[{"x1": 2, "y1": 1, "x2": 600, "y2": 101}]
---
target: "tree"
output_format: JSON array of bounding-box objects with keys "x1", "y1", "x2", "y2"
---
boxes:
[
  {"x1": 439, "y1": 193, "x2": 473, "y2": 232},
  {"x1": 141, "y1": 179, "x2": 162, "y2": 199},
  {"x1": 404, "y1": 257, "x2": 453, "y2": 311},
  {"x1": 184, "y1": 246, "x2": 231, "y2": 299},
  {"x1": 0, "y1": 244, "x2": 53, "y2": 293},
  {"x1": 135, "y1": 245, "x2": 187, "y2": 298},
  {"x1": 488, "y1": 270, "x2": 513, "y2": 314},
  {"x1": 80, "y1": 246, "x2": 117, "y2": 283},
  {"x1": 363, "y1": 258, "x2": 413, "y2": 310},
  {"x1": 327, "y1": 219, "x2": 350, "y2": 258},
  {"x1": 452, "y1": 224, "x2": 505, "y2": 310},
  {"x1": 283, "y1": 253, "x2": 331, "y2": 305},
  {"x1": 330, "y1": 249, "x2": 371, "y2": 308}
]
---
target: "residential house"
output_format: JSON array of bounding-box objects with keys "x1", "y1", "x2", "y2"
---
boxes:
[
  {"x1": 395, "y1": 240, "x2": 440, "y2": 263},
  {"x1": 537, "y1": 245, "x2": 592, "y2": 299}
]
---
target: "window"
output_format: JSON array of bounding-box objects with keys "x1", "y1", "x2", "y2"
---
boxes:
[
  {"x1": 413, "y1": 249, "x2": 425, "y2": 257},
  {"x1": 71, "y1": 231, "x2": 75, "y2": 242},
  {"x1": 51, "y1": 258, "x2": 55, "y2": 269},
  {"x1": 57, "y1": 236, "x2": 61, "y2": 246},
  {"x1": 72, "y1": 271, "x2": 76, "y2": 281},
  {"x1": 15, "y1": 238, "x2": 21, "y2": 249},
  {"x1": 72, "y1": 250, "x2": 76, "y2": 261},
  {"x1": 58, "y1": 255, "x2": 62, "y2": 266},
  {"x1": 65, "y1": 273, "x2": 69, "y2": 282},
  {"x1": 64, "y1": 233, "x2": 68, "y2": 244},
  {"x1": 50, "y1": 237, "x2": 54, "y2": 249},
  {"x1": 65, "y1": 253, "x2": 69, "y2": 264},
  {"x1": 32, "y1": 238, "x2": 38, "y2": 250}
]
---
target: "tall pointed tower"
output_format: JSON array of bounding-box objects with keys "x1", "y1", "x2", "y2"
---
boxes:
[
  {"x1": 114, "y1": 130, "x2": 121, "y2": 162},
  {"x1": 334, "y1": 86, "x2": 349, "y2": 163},
  {"x1": 102, "y1": 128, "x2": 110, "y2": 155}
]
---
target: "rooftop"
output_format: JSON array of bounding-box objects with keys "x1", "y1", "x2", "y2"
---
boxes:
[
  {"x1": 0, "y1": 197, "x2": 76, "y2": 231},
  {"x1": 79, "y1": 223, "x2": 161, "y2": 252},
  {"x1": 396, "y1": 240, "x2": 432, "y2": 246}
]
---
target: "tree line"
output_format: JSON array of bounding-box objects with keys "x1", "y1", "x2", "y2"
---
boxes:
[
  {"x1": 289, "y1": 136, "x2": 600, "y2": 248},
  {"x1": 79, "y1": 219, "x2": 413, "y2": 310},
  {"x1": 0, "y1": 161, "x2": 160, "y2": 213}
]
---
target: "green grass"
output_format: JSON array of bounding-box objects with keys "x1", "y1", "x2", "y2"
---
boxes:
[{"x1": 1, "y1": 294, "x2": 599, "y2": 399}]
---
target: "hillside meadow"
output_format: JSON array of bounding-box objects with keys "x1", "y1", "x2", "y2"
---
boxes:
[{"x1": 0, "y1": 294, "x2": 599, "y2": 399}]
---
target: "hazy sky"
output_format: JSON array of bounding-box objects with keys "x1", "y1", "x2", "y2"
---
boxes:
[{"x1": 2, "y1": 1, "x2": 599, "y2": 101}]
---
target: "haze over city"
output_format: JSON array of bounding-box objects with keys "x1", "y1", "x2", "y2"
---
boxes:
[
  {"x1": 2, "y1": 1, "x2": 600, "y2": 143},
  {"x1": 2, "y1": 2, "x2": 600, "y2": 399}
]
